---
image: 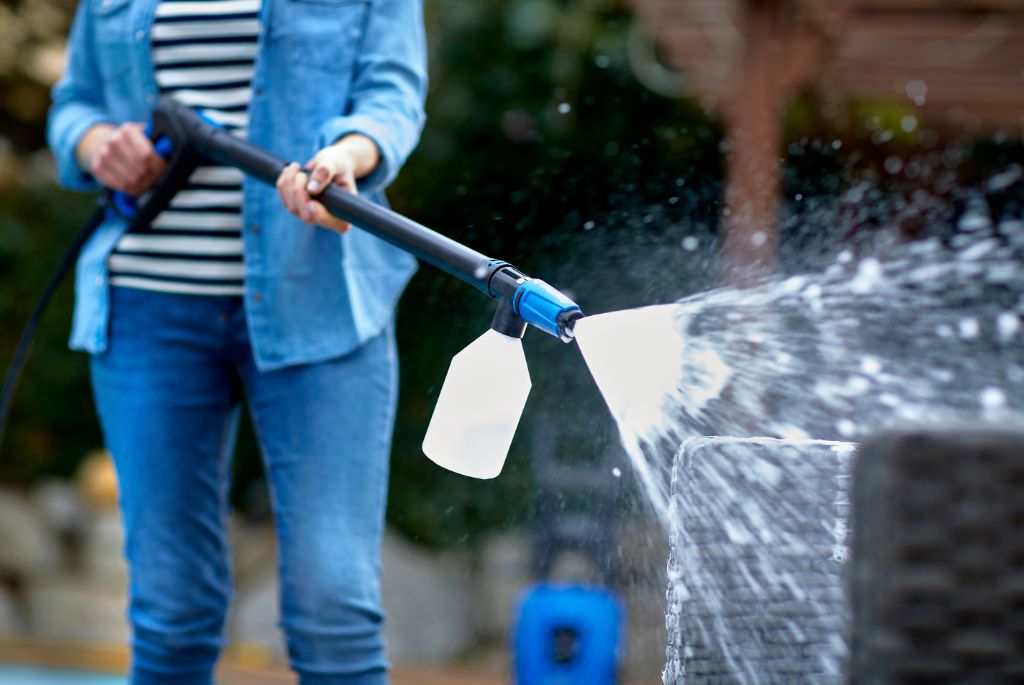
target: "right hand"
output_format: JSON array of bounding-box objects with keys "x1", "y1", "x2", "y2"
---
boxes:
[{"x1": 78, "y1": 123, "x2": 168, "y2": 196}]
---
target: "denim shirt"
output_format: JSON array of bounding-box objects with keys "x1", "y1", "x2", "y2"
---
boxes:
[{"x1": 47, "y1": 0, "x2": 426, "y2": 371}]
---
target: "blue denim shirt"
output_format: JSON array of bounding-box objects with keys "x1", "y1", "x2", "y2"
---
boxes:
[{"x1": 47, "y1": 0, "x2": 425, "y2": 371}]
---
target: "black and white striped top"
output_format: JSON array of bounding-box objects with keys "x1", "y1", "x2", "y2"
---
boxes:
[{"x1": 109, "y1": 0, "x2": 261, "y2": 296}]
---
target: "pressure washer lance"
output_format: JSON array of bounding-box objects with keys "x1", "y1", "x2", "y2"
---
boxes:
[{"x1": 0, "y1": 102, "x2": 583, "y2": 479}]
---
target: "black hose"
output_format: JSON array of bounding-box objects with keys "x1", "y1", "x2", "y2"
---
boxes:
[{"x1": 0, "y1": 203, "x2": 107, "y2": 455}]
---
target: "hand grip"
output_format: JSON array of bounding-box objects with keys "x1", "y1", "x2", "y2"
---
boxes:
[{"x1": 107, "y1": 123, "x2": 176, "y2": 220}]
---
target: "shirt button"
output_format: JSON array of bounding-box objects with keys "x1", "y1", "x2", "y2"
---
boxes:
[
  {"x1": 250, "y1": 223, "x2": 260, "y2": 234},
  {"x1": 135, "y1": 30, "x2": 145, "y2": 41},
  {"x1": 252, "y1": 293, "x2": 263, "y2": 304},
  {"x1": 94, "y1": 276, "x2": 103, "y2": 286}
]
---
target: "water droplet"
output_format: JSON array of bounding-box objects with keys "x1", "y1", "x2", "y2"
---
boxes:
[
  {"x1": 782, "y1": 276, "x2": 806, "y2": 293},
  {"x1": 837, "y1": 250, "x2": 852, "y2": 264},
  {"x1": 884, "y1": 156, "x2": 903, "y2": 175},
  {"x1": 851, "y1": 258, "x2": 883, "y2": 293},
  {"x1": 958, "y1": 317, "x2": 980, "y2": 340},
  {"x1": 880, "y1": 393, "x2": 900, "y2": 407},
  {"x1": 837, "y1": 419, "x2": 856, "y2": 437},
  {"x1": 906, "y1": 79, "x2": 928, "y2": 104},
  {"x1": 612, "y1": 467, "x2": 622, "y2": 478},
  {"x1": 860, "y1": 357, "x2": 882, "y2": 375},
  {"x1": 847, "y1": 376, "x2": 871, "y2": 394},
  {"x1": 751, "y1": 231, "x2": 767, "y2": 247},
  {"x1": 831, "y1": 139, "x2": 842, "y2": 150},
  {"x1": 557, "y1": 102, "x2": 571, "y2": 115},
  {"x1": 997, "y1": 311, "x2": 1020, "y2": 340},
  {"x1": 900, "y1": 116, "x2": 918, "y2": 132},
  {"x1": 681, "y1": 236, "x2": 699, "y2": 251},
  {"x1": 958, "y1": 208, "x2": 991, "y2": 232},
  {"x1": 980, "y1": 387, "x2": 1006, "y2": 410},
  {"x1": 594, "y1": 54, "x2": 611, "y2": 69},
  {"x1": 795, "y1": 193, "x2": 803, "y2": 201},
  {"x1": 583, "y1": 220, "x2": 595, "y2": 231}
]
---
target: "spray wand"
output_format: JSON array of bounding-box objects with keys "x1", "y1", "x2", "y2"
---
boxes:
[{"x1": 1, "y1": 102, "x2": 583, "y2": 478}]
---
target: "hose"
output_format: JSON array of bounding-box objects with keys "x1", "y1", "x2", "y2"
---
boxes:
[{"x1": 0, "y1": 202, "x2": 106, "y2": 455}]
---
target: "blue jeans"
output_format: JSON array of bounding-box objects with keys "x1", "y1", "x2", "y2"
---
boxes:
[{"x1": 90, "y1": 287, "x2": 397, "y2": 685}]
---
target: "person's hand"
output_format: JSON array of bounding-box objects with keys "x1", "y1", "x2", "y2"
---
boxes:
[
  {"x1": 276, "y1": 145, "x2": 359, "y2": 234},
  {"x1": 77, "y1": 123, "x2": 168, "y2": 196}
]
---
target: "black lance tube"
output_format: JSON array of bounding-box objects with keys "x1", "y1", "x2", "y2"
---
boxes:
[
  {"x1": 1, "y1": 104, "x2": 583, "y2": 458},
  {"x1": 151, "y1": 103, "x2": 527, "y2": 301}
]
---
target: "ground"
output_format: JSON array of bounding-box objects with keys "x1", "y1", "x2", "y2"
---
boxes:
[{"x1": 0, "y1": 640, "x2": 506, "y2": 685}]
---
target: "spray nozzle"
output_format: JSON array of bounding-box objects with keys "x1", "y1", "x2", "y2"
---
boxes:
[{"x1": 512, "y1": 279, "x2": 583, "y2": 342}]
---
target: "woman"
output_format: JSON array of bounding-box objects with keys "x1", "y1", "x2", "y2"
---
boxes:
[{"x1": 46, "y1": 0, "x2": 427, "y2": 683}]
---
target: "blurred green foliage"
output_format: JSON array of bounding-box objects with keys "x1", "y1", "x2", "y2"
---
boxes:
[
  {"x1": 0, "y1": 0, "x2": 74, "y2": 157},
  {"x1": 0, "y1": 185, "x2": 99, "y2": 482}
]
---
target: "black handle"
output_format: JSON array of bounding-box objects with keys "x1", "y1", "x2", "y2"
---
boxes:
[{"x1": 151, "y1": 103, "x2": 523, "y2": 299}]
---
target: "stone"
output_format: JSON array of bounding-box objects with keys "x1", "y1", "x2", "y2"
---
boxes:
[
  {"x1": 473, "y1": 532, "x2": 532, "y2": 639},
  {"x1": 26, "y1": 576, "x2": 129, "y2": 643},
  {"x1": 0, "y1": 585, "x2": 23, "y2": 635},
  {"x1": 229, "y1": 565, "x2": 286, "y2": 659},
  {"x1": 547, "y1": 548, "x2": 600, "y2": 585},
  {"x1": 81, "y1": 510, "x2": 128, "y2": 592},
  {"x1": 229, "y1": 521, "x2": 277, "y2": 586},
  {"x1": 0, "y1": 488, "x2": 60, "y2": 578},
  {"x1": 381, "y1": 529, "x2": 475, "y2": 663},
  {"x1": 31, "y1": 479, "x2": 87, "y2": 538}
]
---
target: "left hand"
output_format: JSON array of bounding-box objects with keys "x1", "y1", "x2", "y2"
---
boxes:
[{"x1": 276, "y1": 145, "x2": 359, "y2": 233}]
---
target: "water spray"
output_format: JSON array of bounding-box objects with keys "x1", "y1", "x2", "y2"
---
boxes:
[{"x1": 0, "y1": 102, "x2": 584, "y2": 479}]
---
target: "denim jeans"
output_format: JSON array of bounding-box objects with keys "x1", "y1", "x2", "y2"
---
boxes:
[{"x1": 90, "y1": 287, "x2": 397, "y2": 685}]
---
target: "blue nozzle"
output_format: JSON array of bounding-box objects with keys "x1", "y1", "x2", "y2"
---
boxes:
[{"x1": 513, "y1": 279, "x2": 582, "y2": 342}]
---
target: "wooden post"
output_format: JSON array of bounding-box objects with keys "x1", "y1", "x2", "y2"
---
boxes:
[{"x1": 722, "y1": 0, "x2": 785, "y2": 284}]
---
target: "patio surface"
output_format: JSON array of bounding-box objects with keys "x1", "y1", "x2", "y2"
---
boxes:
[{"x1": 0, "y1": 640, "x2": 506, "y2": 685}]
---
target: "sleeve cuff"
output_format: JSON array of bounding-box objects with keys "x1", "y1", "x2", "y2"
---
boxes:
[
  {"x1": 315, "y1": 114, "x2": 397, "y2": 195},
  {"x1": 55, "y1": 111, "x2": 112, "y2": 191}
]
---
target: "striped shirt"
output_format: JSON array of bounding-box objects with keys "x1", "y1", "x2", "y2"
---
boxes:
[{"x1": 109, "y1": 0, "x2": 261, "y2": 296}]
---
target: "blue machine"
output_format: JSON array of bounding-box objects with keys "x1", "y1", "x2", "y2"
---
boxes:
[{"x1": 514, "y1": 583, "x2": 622, "y2": 685}]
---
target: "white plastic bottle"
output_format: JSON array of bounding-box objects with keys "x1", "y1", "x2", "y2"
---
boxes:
[{"x1": 422, "y1": 328, "x2": 532, "y2": 479}]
